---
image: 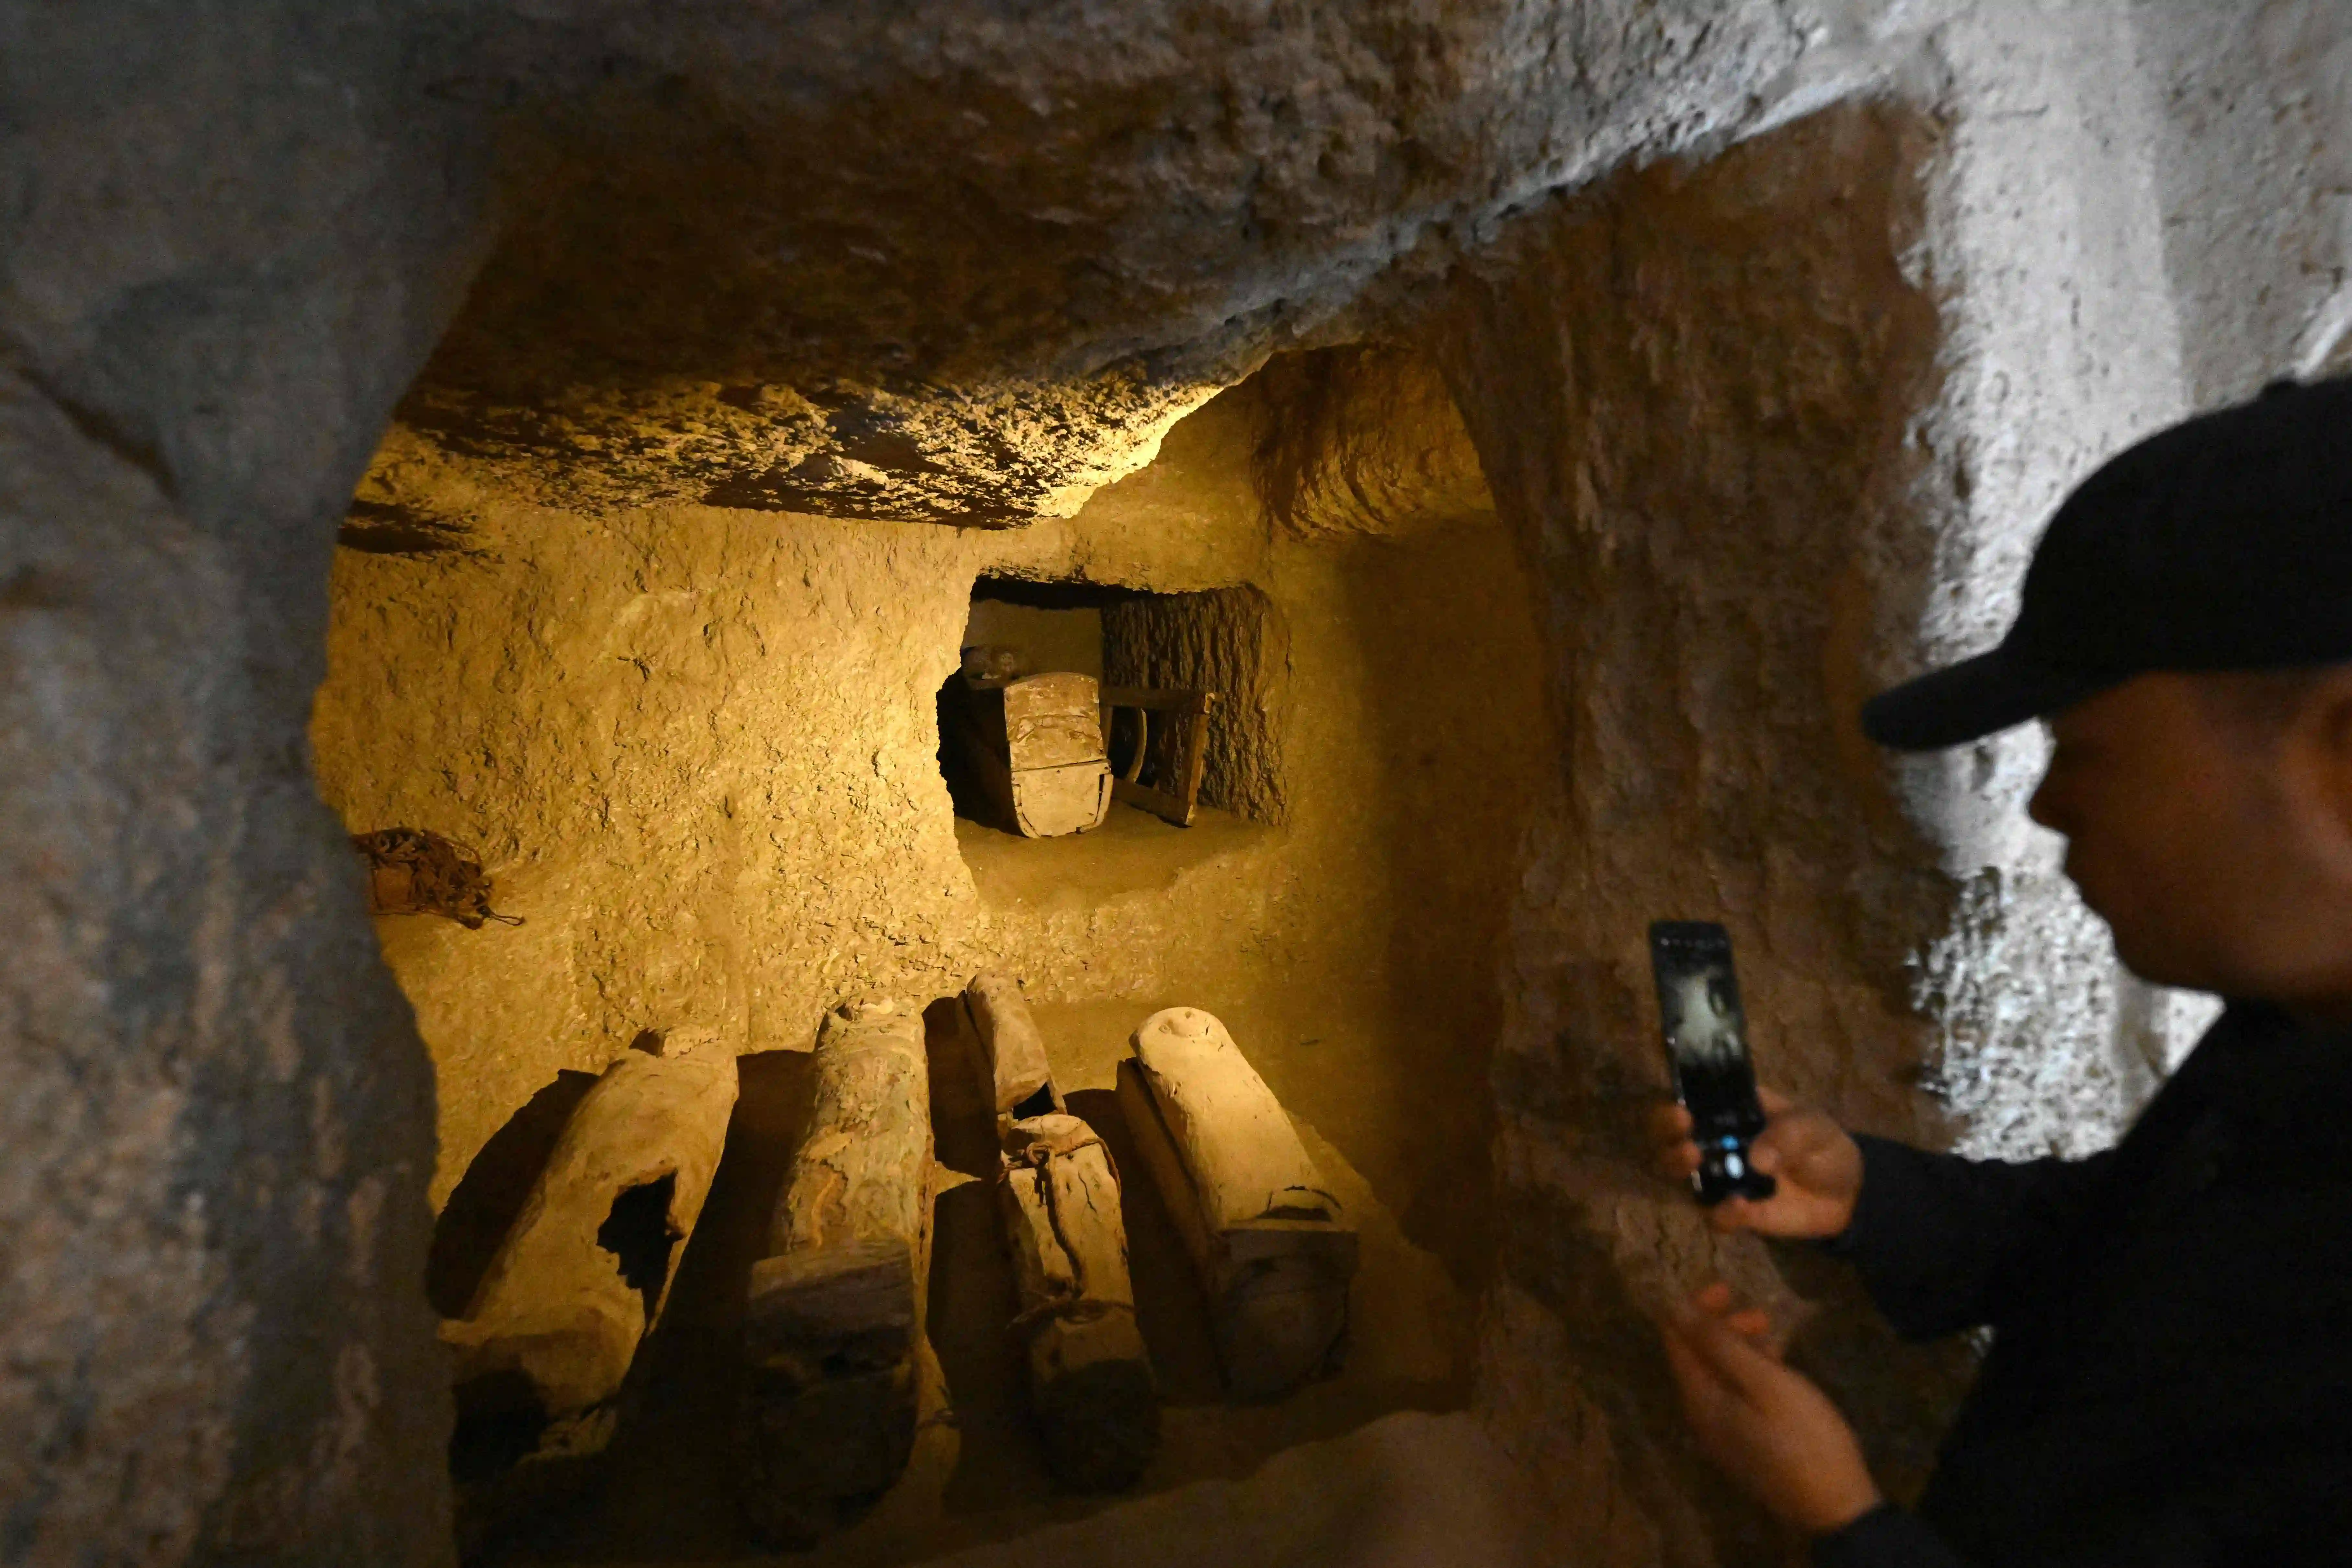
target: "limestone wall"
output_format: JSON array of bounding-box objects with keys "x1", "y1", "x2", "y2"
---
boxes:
[
  {"x1": 0, "y1": 10, "x2": 483, "y2": 1562},
  {"x1": 1432, "y1": 106, "x2": 1961, "y2": 1562},
  {"x1": 2132, "y1": 0, "x2": 2352, "y2": 400}
]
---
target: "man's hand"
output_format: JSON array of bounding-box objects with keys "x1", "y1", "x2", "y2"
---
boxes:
[
  {"x1": 1649, "y1": 1087, "x2": 1863, "y2": 1238},
  {"x1": 1661, "y1": 1282, "x2": 1882, "y2": 1536}
]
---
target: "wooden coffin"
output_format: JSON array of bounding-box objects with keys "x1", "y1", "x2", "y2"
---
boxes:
[
  {"x1": 998, "y1": 1113, "x2": 1159, "y2": 1489},
  {"x1": 962, "y1": 970, "x2": 1055, "y2": 1128},
  {"x1": 439, "y1": 1031, "x2": 737, "y2": 1538},
  {"x1": 962, "y1": 973, "x2": 1159, "y2": 1489},
  {"x1": 741, "y1": 1000, "x2": 934, "y2": 1545},
  {"x1": 1115, "y1": 1007, "x2": 1357, "y2": 1400},
  {"x1": 942, "y1": 671, "x2": 1113, "y2": 838}
]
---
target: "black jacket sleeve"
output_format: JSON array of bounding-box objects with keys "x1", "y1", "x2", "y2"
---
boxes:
[
  {"x1": 1813, "y1": 1506, "x2": 1977, "y2": 1568},
  {"x1": 1802, "y1": 1142, "x2": 2111, "y2": 1564},
  {"x1": 1824, "y1": 1134, "x2": 2120, "y2": 1341}
]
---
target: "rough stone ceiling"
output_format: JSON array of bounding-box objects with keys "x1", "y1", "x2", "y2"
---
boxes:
[{"x1": 385, "y1": 0, "x2": 1938, "y2": 526}]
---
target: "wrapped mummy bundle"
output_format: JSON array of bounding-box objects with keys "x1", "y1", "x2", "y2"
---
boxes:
[{"x1": 963, "y1": 972, "x2": 1159, "y2": 1491}]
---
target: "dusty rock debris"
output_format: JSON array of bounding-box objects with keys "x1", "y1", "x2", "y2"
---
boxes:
[{"x1": 352, "y1": 827, "x2": 524, "y2": 929}]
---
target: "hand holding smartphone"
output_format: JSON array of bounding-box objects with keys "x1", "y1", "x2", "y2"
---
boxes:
[{"x1": 1649, "y1": 921, "x2": 1778, "y2": 1207}]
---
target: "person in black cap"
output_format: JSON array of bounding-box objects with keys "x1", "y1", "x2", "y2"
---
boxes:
[{"x1": 1649, "y1": 373, "x2": 2352, "y2": 1564}]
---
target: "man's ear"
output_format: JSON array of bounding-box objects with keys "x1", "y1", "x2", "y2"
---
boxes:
[{"x1": 2279, "y1": 670, "x2": 2352, "y2": 889}]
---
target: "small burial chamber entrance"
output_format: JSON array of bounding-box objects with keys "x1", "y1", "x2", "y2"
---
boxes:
[{"x1": 940, "y1": 577, "x2": 1247, "y2": 845}]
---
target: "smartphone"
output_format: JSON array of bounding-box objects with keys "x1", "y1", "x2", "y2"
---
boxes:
[{"x1": 1648, "y1": 921, "x2": 1777, "y2": 1206}]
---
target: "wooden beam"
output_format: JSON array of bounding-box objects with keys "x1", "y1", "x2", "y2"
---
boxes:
[{"x1": 1099, "y1": 687, "x2": 1217, "y2": 827}]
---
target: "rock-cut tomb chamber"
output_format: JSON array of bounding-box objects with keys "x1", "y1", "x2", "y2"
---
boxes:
[{"x1": 6, "y1": 3, "x2": 2352, "y2": 1565}]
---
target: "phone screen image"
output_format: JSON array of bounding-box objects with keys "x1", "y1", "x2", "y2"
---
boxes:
[{"x1": 1648, "y1": 920, "x2": 1777, "y2": 1206}]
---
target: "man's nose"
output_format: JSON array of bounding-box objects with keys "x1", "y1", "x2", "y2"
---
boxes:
[{"x1": 2027, "y1": 772, "x2": 2065, "y2": 834}]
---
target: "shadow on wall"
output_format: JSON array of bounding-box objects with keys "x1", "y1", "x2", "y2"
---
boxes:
[
  {"x1": 1330, "y1": 526, "x2": 1554, "y2": 1285},
  {"x1": 429, "y1": 1070, "x2": 602, "y2": 1319}
]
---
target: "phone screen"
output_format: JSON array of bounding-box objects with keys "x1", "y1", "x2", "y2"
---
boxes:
[{"x1": 1648, "y1": 920, "x2": 1776, "y2": 1205}]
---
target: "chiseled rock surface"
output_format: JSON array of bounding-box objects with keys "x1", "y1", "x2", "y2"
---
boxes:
[
  {"x1": 1434, "y1": 104, "x2": 1973, "y2": 1562},
  {"x1": 0, "y1": 356, "x2": 461, "y2": 1563},
  {"x1": 1426, "y1": 6, "x2": 2299, "y2": 1554},
  {"x1": 383, "y1": 0, "x2": 1892, "y2": 524},
  {"x1": 1, "y1": 8, "x2": 480, "y2": 1563},
  {"x1": 1241, "y1": 345, "x2": 1497, "y2": 540}
]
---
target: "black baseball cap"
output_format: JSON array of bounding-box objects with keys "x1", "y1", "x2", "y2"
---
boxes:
[{"x1": 1864, "y1": 373, "x2": 2352, "y2": 751}]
